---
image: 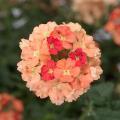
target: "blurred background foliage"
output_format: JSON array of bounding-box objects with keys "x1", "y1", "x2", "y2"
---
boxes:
[{"x1": 0, "y1": 0, "x2": 120, "y2": 120}]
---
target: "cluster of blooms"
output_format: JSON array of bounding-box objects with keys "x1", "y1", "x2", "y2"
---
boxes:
[
  {"x1": 72, "y1": 0, "x2": 118, "y2": 24},
  {"x1": 105, "y1": 7, "x2": 120, "y2": 46},
  {"x1": 17, "y1": 22, "x2": 102, "y2": 105},
  {"x1": 0, "y1": 93, "x2": 23, "y2": 120}
]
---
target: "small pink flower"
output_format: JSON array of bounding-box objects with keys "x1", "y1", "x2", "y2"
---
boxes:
[
  {"x1": 41, "y1": 60, "x2": 56, "y2": 80},
  {"x1": 69, "y1": 48, "x2": 87, "y2": 66},
  {"x1": 54, "y1": 59, "x2": 80, "y2": 82},
  {"x1": 47, "y1": 36, "x2": 63, "y2": 55},
  {"x1": 51, "y1": 25, "x2": 76, "y2": 49}
]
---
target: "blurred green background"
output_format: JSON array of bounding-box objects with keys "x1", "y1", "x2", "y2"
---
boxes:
[{"x1": 0, "y1": 0, "x2": 120, "y2": 120}]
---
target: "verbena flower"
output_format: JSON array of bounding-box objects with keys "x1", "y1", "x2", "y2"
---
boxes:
[
  {"x1": 0, "y1": 93, "x2": 23, "y2": 120},
  {"x1": 47, "y1": 36, "x2": 63, "y2": 55},
  {"x1": 69, "y1": 48, "x2": 87, "y2": 66},
  {"x1": 17, "y1": 22, "x2": 103, "y2": 105},
  {"x1": 41, "y1": 60, "x2": 56, "y2": 80},
  {"x1": 105, "y1": 7, "x2": 120, "y2": 46},
  {"x1": 72, "y1": 0, "x2": 118, "y2": 24}
]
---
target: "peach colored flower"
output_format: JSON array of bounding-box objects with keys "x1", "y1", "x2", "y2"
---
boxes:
[
  {"x1": 71, "y1": 65, "x2": 92, "y2": 90},
  {"x1": 49, "y1": 83, "x2": 72, "y2": 105},
  {"x1": 54, "y1": 58, "x2": 80, "y2": 82},
  {"x1": 21, "y1": 35, "x2": 50, "y2": 63},
  {"x1": 17, "y1": 22, "x2": 102, "y2": 105},
  {"x1": 28, "y1": 80, "x2": 50, "y2": 98},
  {"x1": 72, "y1": 0, "x2": 118, "y2": 25},
  {"x1": 33, "y1": 21, "x2": 57, "y2": 39},
  {"x1": 17, "y1": 61, "x2": 41, "y2": 82},
  {"x1": 67, "y1": 22, "x2": 82, "y2": 32},
  {"x1": 48, "y1": 84, "x2": 65, "y2": 105},
  {"x1": 72, "y1": 0, "x2": 105, "y2": 24},
  {"x1": 51, "y1": 25, "x2": 76, "y2": 49},
  {"x1": 90, "y1": 66, "x2": 103, "y2": 80}
]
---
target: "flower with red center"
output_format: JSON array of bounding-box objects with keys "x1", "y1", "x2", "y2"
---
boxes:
[
  {"x1": 18, "y1": 22, "x2": 103, "y2": 105},
  {"x1": 41, "y1": 60, "x2": 56, "y2": 80},
  {"x1": 69, "y1": 48, "x2": 87, "y2": 66},
  {"x1": 50, "y1": 25, "x2": 76, "y2": 49},
  {"x1": 47, "y1": 36, "x2": 63, "y2": 55}
]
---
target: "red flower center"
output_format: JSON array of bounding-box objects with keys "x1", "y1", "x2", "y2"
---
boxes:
[
  {"x1": 69, "y1": 48, "x2": 87, "y2": 66},
  {"x1": 47, "y1": 36, "x2": 63, "y2": 55},
  {"x1": 41, "y1": 60, "x2": 56, "y2": 81}
]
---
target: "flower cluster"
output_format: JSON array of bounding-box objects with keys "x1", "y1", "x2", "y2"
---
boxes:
[
  {"x1": 17, "y1": 22, "x2": 102, "y2": 105},
  {"x1": 72, "y1": 0, "x2": 118, "y2": 24},
  {"x1": 105, "y1": 7, "x2": 120, "y2": 46},
  {"x1": 0, "y1": 93, "x2": 23, "y2": 120}
]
